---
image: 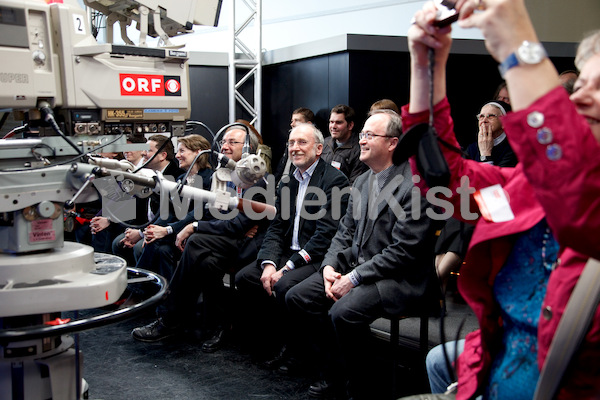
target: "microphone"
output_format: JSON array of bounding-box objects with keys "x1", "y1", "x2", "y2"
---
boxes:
[
  {"x1": 215, "y1": 152, "x2": 236, "y2": 170},
  {"x1": 231, "y1": 154, "x2": 267, "y2": 189},
  {"x1": 159, "y1": 175, "x2": 276, "y2": 219},
  {"x1": 89, "y1": 156, "x2": 136, "y2": 172},
  {"x1": 214, "y1": 151, "x2": 267, "y2": 189}
]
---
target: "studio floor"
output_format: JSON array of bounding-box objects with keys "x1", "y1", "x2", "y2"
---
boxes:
[
  {"x1": 79, "y1": 310, "x2": 314, "y2": 400},
  {"x1": 77, "y1": 306, "x2": 430, "y2": 400}
]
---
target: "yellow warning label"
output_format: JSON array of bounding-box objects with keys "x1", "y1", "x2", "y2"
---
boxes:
[{"x1": 106, "y1": 109, "x2": 144, "y2": 119}]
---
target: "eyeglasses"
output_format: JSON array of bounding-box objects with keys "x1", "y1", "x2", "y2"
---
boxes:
[
  {"x1": 288, "y1": 139, "x2": 313, "y2": 147},
  {"x1": 476, "y1": 113, "x2": 499, "y2": 121},
  {"x1": 219, "y1": 139, "x2": 244, "y2": 147},
  {"x1": 359, "y1": 131, "x2": 394, "y2": 140}
]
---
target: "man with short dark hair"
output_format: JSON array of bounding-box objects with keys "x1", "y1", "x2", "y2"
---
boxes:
[
  {"x1": 286, "y1": 110, "x2": 439, "y2": 399},
  {"x1": 322, "y1": 104, "x2": 368, "y2": 183},
  {"x1": 142, "y1": 134, "x2": 181, "y2": 176},
  {"x1": 290, "y1": 107, "x2": 315, "y2": 128},
  {"x1": 110, "y1": 135, "x2": 183, "y2": 265}
]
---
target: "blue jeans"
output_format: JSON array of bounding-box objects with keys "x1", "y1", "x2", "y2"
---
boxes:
[{"x1": 426, "y1": 339, "x2": 465, "y2": 393}]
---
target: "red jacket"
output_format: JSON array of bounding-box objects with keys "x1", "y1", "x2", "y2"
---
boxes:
[{"x1": 402, "y1": 88, "x2": 600, "y2": 399}]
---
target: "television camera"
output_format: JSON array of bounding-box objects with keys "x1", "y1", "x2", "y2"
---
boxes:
[{"x1": 0, "y1": 1, "x2": 272, "y2": 399}]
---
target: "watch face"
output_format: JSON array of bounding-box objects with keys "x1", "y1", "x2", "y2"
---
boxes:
[{"x1": 517, "y1": 42, "x2": 546, "y2": 64}]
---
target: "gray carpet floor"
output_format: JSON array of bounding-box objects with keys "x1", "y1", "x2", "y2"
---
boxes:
[{"x1": 78, "y1": 311, "x2": 314, "y2": 400}]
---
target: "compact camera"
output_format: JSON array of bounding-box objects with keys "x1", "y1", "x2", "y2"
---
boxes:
[{"x1": 433, "y1": 0, "x2": 459, "y2": 27}]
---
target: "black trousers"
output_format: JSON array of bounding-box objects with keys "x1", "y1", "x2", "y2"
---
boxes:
[
  {"x1": 235, "y1": 255, "x2": 320, "y2": 358},
  {"x1": 157, "y1": 232, "x2": 247, "y2": 330},
  {"x1": 286, "y1": 271, "x2": 386, "y2": 400},
  {"x1": 134, "y1": 237, "x2": 179, "y2": 283}
]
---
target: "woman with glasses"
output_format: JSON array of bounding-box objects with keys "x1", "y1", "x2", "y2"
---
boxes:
[{"x1": 406, "y1": 0, "x2": 600, "y2": 398}]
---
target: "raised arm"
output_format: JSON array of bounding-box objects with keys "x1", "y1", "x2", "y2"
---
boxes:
[{"x1": 407, "y1": 2, "x2": 453, "y2": 114}]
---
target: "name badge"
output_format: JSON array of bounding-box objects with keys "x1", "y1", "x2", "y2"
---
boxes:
[
  {"x1": 473, "y1": 184, "x2": 515, "y2": 223},
  {"x1": 331, "y1": 161, "x2": 341, "y2": 170}
]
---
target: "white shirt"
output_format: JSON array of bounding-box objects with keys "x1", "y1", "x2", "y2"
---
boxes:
[{"x1": 291, "y1": 158, "x2": 319, "y2": 250}]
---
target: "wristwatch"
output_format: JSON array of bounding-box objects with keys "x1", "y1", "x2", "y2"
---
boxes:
[
  {"x1": 480, "y1": 155, "x2": 492, "y2": 162},
  {"x1": 498, "y1": 40, "x2": 547, "y2": 78},
  {"x1": 192, "y1": 221, "x2": 198, "y2": 232}
]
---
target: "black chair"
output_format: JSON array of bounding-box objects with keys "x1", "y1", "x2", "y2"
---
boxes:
[{"x1": 388, "y1": 314, "x2": 430, "y2": 397}]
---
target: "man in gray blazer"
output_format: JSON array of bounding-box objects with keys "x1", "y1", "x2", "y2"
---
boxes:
[{"x1": 286, "y1": 109, "x2": 440, "y2": 400}]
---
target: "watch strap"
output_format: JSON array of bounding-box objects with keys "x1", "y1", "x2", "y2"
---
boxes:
[
  {"x1": 499, "y1": 41, "x2": 547, "y2": 79},
  {"x1": 498, "y1": 52, "x2": 519, "y2": 79}
]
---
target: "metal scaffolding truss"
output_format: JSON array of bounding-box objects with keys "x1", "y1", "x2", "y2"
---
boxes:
[{"x1": 229, "y1": 0, "x2": 262, "y2": 131}]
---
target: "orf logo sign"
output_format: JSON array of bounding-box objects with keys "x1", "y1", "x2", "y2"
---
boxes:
[
  {"x1": 165, "y1": 78, "x2": 180, "y2": 93},
  {"x1": 163, "y1": 75, "x2": 182, "y2": 96},
  {"x1": 120, "y1": 74, "x2": 181, "y2": 96}
]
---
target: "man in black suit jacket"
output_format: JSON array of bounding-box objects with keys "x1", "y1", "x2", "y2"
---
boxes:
[
  {"x1": 131, "y1": 128, "x2": 269, "y2": 348},
  {"x1": 286, "y1": 109, "x2": 439, "y2": 399},
  {"x1": 110, "y1": 134, "x2": 184, "y2": 266},
  {"x1": 235, "y1": 123, "x2": 350, "y2": 362}
]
